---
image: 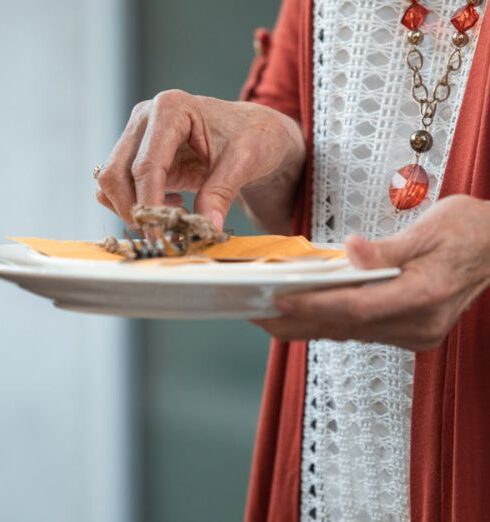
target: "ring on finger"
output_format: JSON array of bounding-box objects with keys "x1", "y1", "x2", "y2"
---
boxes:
[{"x1": 93, "y1": 164, "x2": 103, "y2": 179}]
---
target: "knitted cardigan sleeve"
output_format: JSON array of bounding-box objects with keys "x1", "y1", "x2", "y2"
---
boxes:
[{"x1": 240, "y1": 0, "x2": 302, "y2": 122}]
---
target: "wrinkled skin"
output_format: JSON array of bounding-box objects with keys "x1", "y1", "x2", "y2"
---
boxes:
[
  {"x1": 255, "y1": 196, "x2": 490, "y2": 351},
  {"x1": 96, "y1": 90, "x2": 305, "y2": 234},
  {"x1": 96, "y1": 91, "x2": 490, "y2": 352}
]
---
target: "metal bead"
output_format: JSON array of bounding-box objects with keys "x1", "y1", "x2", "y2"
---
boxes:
[
  {"x1": 452, "y1": 31, "x2": 469, "y2": 47},
  {"x1": 407, "y1": 30, "x2": 424, "y2": 45},
  {"x1": 410, "y1": 130, "x2": 433, "y2": 153}
]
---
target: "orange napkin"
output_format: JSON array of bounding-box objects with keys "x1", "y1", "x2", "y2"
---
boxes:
[
  {"x1": 9, "y1": 237, "x2": 123, "y2": 261},
  {"x1": 9, "y1": 236, "x2": 345, "y2": 262},
  {"x1": 203, "y1": 236, "x2": 344, "y2": 260}
]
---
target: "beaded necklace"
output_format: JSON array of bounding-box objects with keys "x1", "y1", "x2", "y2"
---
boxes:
[{"x1": 390, "y1": 0, "x2": 484, "y2": 210}]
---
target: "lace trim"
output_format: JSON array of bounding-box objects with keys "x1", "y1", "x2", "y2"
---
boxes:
[
  {"x1": 302, "y1": 1, "x2": 482, "y2": 521},
  {"x1": 311, "y1": 0, "x2": 480, "y2": 242},
  {"x1": 301, "y1": 341, "x2": 414, "y2": 521}
]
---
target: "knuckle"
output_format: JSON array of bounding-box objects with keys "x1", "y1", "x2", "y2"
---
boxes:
[
  {"x1": 132, "y1": 158, "x2": 161, "y2": 180},
  {"x1": 154, "y1": 89, "x2": 188, "y2": 109},
  {"x1": 202, "y1": 184, "x2": 236, "y2": 207},
  {"x1": 97, "y1": 166, "x2": 118, "y2": 192},
  {"x1": 130, "y1": 100, "x2": 149, "y2": 118}
]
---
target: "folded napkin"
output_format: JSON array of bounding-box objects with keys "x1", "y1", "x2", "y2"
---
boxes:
[
  {"x1": 9, "y1": 237, "x2": 123, "y2": 261},
  {"x1": 203, "y1": 236, "x2": 344, "y2": 260},
  {"x1": 9, "y1": 236, "x2": 345, "y2": 263}
]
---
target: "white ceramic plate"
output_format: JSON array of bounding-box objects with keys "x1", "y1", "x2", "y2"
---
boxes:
[{"x1": 0, "y1": 243, "x2": 401, "y2": 319}]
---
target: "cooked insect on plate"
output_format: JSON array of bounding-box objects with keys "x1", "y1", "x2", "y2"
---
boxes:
[{"x1": 99, "y1": 205, "x2": 229, "y2": 260}]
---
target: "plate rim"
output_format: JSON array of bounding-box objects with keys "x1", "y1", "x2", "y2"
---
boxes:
[
  {"x1": 0, "y1": 262, "x2": 401, "y2": 286},
  {"x1": 0, "y1": 243, "x2": 401, "y2": 286}
]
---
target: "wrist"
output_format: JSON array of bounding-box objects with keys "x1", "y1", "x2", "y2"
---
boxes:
[
  {"x1": 239, "y1": 168, "x2": 301, "y2": 235},
  {"x1": 240, "y1": 116, "x2": 305, "y2": 195},
  {"x1": 235, "y1": 105, "x2": 306, "y2": 233}
]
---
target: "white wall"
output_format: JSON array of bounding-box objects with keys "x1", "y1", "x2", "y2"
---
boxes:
[{"x1": 0, "y1": 2, "x2": 134, "y2": 522}]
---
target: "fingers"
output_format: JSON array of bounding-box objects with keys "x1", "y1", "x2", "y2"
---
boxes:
[
  {"x1": 345, "y1": 226, "x2": 427, "y2": 270},
  {"x1": 194, "y1": 175, "x2": 235, "y2": 230},
  {"x1": 194, "y1": 146, "x2": 253, "y2": 230},
  {"x1": 96, "y1": 101, "x2": 149, "y2": 223},
  {"x1": 96, "y1": 191, "x2": 116, "y2": 213},
  {"x1": 97, "y1": 90, "x2": 273, "y2": 229},
  {"x1": 346, "y1": 206, "x2": 443, "y2": 271},
  {"x1": 276, "y1": 268, "x2": 431, "y2": 326},
  {"x1": 254, "y1": 272, "x2": 442, "y2": 349},
  {"x1": 97, "y1": 91, "x2": 196, "y2": 223},
  {"x1": 132, "y1": 91, "x2": 195, "y2": 208},
  {"x1": 253, "y1": 308, "x2": 445, "y2": 351},
  {"x1": 251, "y1": 317, "x2": 321, "y2": 342},
  {"x1": 345, "y1": 236, "x2": 385, "y2": 269},
  {"x1": 97, "y1": 189, "x2": 182, "y2": 214}
]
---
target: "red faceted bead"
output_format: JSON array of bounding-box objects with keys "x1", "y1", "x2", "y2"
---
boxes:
[
  {"x1": 401, "y1": 2, "x2": 430, "y2": 30},
  {"x1": 389, "y1": 164, "x2": 429, "y2": 210},
  {"x1": 451, "y1": 4, "x2": 480, "y2": 33}
]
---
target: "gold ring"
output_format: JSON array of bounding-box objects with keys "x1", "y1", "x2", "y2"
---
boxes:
[{"x1": 93, "y1": 164, "x2": 103, "y2": 179}]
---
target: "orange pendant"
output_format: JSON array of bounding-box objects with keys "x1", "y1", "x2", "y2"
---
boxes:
[
  {"x1": 389, "y1": 164, "x2": 429, "y2": 210},
  {"x1": 401, "y1": 2, "x2": 430, "y2": 30},
  {"x1": 451, "y1": 4, "x2": 480, "y2": 33}
]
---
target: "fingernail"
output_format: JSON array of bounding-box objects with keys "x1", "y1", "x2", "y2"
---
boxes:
[
  {"x1": 211, "y1": 210, "x2": 224, "y2": 231},
  {"x1": 276, "y1": 298, "x2": 294, "y2": 314}
]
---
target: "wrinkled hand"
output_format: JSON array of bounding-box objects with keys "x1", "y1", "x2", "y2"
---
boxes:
[
  {"x1": 255, "y1": 196, "x2": 490, "y2": 351},
  {"x1": 96, "y1": 90, "x2": 305, "y2": 228}
]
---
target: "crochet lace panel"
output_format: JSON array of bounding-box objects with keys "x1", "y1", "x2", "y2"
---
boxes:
[
  {"x1": 302, "y1": 342, "x2": 414, "y2": 522},
  {"x1": 302, "y1": 1, "x2": 481, "y2": 521}
]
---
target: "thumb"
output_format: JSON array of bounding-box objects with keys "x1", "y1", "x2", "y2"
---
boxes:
[
  {"x1": 345, "y1": 233, "x2": 416, "y2": 269},
  {"x1": 194, "y1": 164, "x2": 239, "y2": 230}
]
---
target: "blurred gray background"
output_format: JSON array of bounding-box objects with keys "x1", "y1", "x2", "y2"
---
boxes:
[
  {"x1": 0, "y1": 0, "x2": 280, "y2": 521},
  {"x1": 138, "y1": 1, "x2": 280, "y2": 520}
]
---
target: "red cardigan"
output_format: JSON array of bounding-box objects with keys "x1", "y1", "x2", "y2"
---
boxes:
[{"x1": 241, "y1": 1, "x2": 490, "y2": 521}]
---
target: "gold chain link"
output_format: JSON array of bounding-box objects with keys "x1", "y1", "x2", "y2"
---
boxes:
[{"x1": 406, "y1": 44, "x2": 463, "y2": 129}]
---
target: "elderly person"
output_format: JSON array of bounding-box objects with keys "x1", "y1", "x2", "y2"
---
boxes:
[{"x1": 96, "y1": 0, "x2": 490, "y2": 520}]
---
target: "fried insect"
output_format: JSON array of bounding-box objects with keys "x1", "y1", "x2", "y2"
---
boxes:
[{"x1": 99, "y1": 205, "x2": 229, "y2": 260}]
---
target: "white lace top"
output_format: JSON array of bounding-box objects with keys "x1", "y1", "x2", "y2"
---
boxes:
[{"x1": 301, "y1": 1, "x2": 482, "y2": 521}]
